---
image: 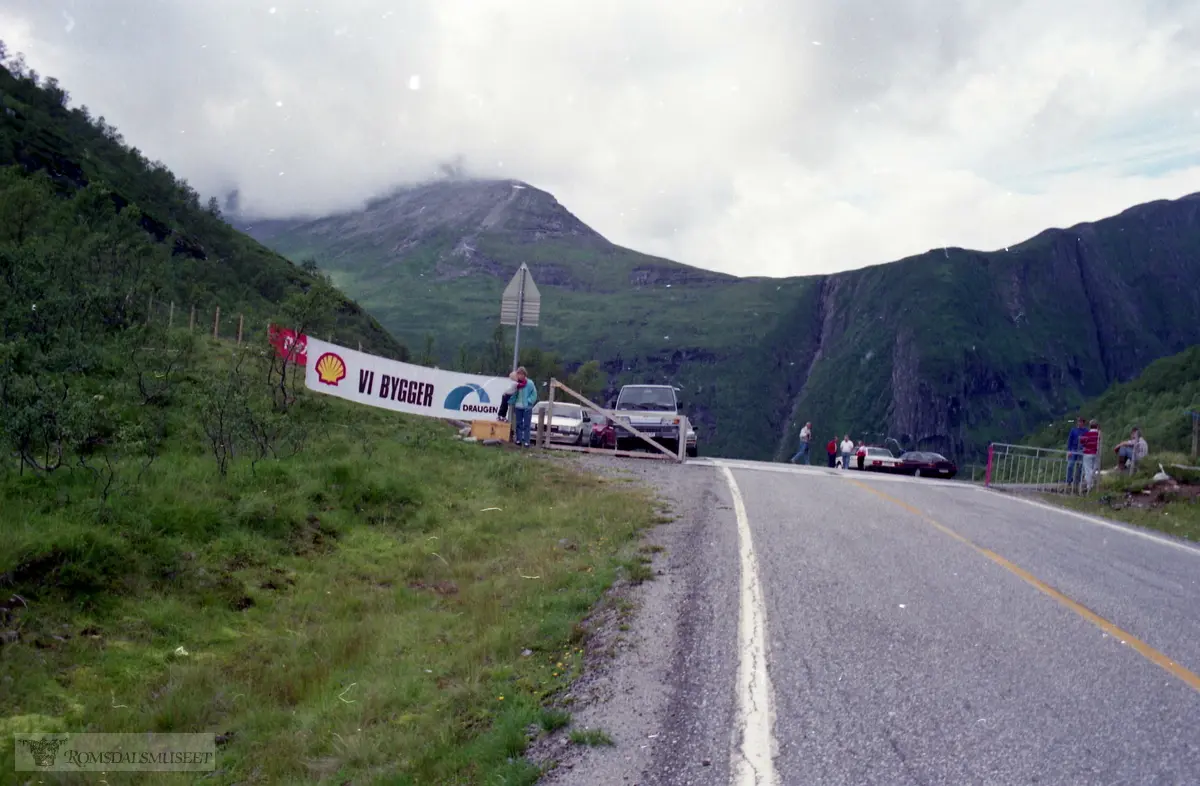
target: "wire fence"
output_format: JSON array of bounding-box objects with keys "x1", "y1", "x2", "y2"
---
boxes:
[
  {"x1": 985, "y1": 442, "x2": 1112, "y2": 496},
  {"x1": 143, "y1": 297, "x2": 367, "y2": 352}
]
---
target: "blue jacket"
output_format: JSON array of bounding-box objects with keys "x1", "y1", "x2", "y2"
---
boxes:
[
  {"x1": 1066, "y1": 426, "x2": 1085, "y2": 453},
  {"x1": 511, "y1": 379, "x2": 538, "y2": 409}
]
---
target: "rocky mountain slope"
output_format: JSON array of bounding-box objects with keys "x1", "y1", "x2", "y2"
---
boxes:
[{"x1": 242, "y1": 179, "x2": 1200, "y2": 461}]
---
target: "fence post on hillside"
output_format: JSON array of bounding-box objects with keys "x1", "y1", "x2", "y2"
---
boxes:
[
  {"x1": 189, "y1": 305, "x2": 196, "y2": 332},
  {"x1": 213, "y1": 306, "x2": 220, "y2": 340},
  {"x1": 358, "y1": 341, "x2": 362, "y2": 352},
  {"x1": 985, "y1": 444, "x2": 994, "y2": 487},
  {"x1": 541, "y1": 382, "x2": 557, "y2": 448},
  {"x1": 168, "y1": 301, "x2": 175, "y2": 330},
  {"x1": 237, "y1": 314, "x2": 244, "y2": 345},
  {"x1": 146, "y1": 294, "x2": 154, "y2": 326}
]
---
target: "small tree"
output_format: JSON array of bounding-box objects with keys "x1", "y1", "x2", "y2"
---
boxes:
[
  {"x1": 419, "y1": 333, "x2": 437, "y2": 367},
  {"x1": 568, "y1": 360, "x2": 606, "y2": 403},
  {"x1": 485, "y1": 324, "x2": 510, "y2": 374},
  {"x1": 270, "y1": 274, "x2": 339, "y2": 411}
]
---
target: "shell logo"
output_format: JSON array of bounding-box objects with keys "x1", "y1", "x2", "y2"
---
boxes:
[{"x1": 314, "y1": 352, "x2": 347, "y2": 386}]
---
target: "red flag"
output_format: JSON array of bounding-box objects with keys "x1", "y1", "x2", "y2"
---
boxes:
[{"x1": 268, "y1": 324, "x2": 308, "y2": 365}]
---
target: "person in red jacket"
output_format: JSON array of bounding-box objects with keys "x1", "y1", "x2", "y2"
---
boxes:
[
  {"x1": 1079, "y1": 419, "x2": 1101, "y2": 492},
  {"x1": 825, "y1": 437, "x2": 837, "y2": 468}
]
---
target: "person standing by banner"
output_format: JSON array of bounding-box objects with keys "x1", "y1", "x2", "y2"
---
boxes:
[{"x1": 508, "y1": 367, "x2": 538, "y2": 447}]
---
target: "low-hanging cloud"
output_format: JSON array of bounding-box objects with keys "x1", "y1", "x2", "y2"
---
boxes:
[{"x1": 3, "y1": 0, "x2": 1199, "y2": 276}]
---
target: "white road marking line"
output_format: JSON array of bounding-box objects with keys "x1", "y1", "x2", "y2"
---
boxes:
[
  {"x1": 973, "y1": 487, "x2": 1200, "y2": 557},
  {"x1": 720, "y1": 465, "x2": 779, "y2": 786}
]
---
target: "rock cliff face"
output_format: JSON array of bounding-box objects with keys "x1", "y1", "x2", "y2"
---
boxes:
[{"x1": 243, "y1": 179, "x2": 1200, "y2": 460}]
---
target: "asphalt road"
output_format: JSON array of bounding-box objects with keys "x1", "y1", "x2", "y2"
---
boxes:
[{"x1": 546, "y1": 457, "x2": 1200, "y2": 786}]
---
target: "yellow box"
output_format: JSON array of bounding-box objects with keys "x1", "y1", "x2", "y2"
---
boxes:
[{"x1": 471, "y1": 420, "x2": 511, "y2": 442}]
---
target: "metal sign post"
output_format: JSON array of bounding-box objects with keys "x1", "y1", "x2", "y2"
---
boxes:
[{"x1": 500, "y1": 263, "x2": 541, "y2": 372}]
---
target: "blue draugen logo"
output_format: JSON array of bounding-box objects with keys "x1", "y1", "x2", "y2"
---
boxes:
[{"x1": 444, "y1": 383, "x2": 497, "y2": 415}]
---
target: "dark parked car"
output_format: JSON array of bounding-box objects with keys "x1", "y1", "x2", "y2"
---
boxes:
[{"x1": 899, "y1": 451, "x2": 958, "y2": 479}]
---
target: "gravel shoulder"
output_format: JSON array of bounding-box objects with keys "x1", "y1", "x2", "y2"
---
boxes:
[{"x1": 533, "y1": 455, "x2": 740, "y2": 785}]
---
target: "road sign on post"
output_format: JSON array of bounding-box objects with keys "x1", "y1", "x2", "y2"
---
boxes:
[{"x1": 500, "y1": 263, "x2": 541, "y2": 373}]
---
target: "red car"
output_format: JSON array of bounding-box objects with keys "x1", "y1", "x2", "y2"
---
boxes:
[{"x1": 589, "y1": 413, "x2": 618, "y2": 450}]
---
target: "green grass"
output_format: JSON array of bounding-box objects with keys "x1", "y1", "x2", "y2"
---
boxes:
[
  {"x1": 0, "y1": 341, "x2": 658, "y2": 784},
  {"x1": 568, "y1": 728, "x2": 614, "y2": 747},
  {"x1": 537, "y1": 709, "x2": 572, "y2": 733},
  {"x1": 1036, "y1": 452, "x2": 1200, "y2": 543},
  {"x1": 1046, "y1": 494, "x2": 1200, "y2": 543}
]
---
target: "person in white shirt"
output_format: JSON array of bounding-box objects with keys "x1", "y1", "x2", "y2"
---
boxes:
[
  {"x1": 1115, "y1": 427, "x2": 1149, "y2": 471},
  {"x1": 790, "y1": 422, "x2": 813, "y2": 464},
  {"x1": 839, "y1": 435, "x2": 855, "y2": 470}
]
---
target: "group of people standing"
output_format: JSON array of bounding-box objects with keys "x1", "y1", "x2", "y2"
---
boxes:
[
  {"x1": 789, "y1": 422, "x2": 859, "y2": 469},
  {"x1": 1064, "y1": 417, "x2": 1149, "y2": 491}
]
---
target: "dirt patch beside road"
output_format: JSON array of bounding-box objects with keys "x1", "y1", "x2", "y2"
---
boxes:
[{"x1": 530, "y1": 455, "x2": 741, "y2": 785}]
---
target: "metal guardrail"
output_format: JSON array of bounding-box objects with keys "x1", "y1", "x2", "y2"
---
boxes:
[{"x1": 985, "y1": 442, "x2": 1105, "y2": 495}]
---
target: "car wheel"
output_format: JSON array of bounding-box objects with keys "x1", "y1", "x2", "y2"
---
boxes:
[{"x1": 686, "y1": 445, "x2": 698, "y2": 458}]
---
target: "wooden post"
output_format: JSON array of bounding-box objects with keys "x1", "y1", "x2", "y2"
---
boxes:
[
  {"x1": 213, "y1": 305, "x2": 220, "y2": 340},
  {"x1": 237, "y1": 314, "x2": 244, "y2": 345},
  {"x1": 146, "y1": 294, "x2": 154, "y2": 326},
  {"x1": 168, "y1": 301, "x2": 175, "y2": 330},
  {"x1": 358, "y1": 341, "x2": 363, "y2": 352},
  {"x1": 189, "y1": 305, "x2": 196, "y2": 332},
  {"x1": 543, "y1": 381, "x2": 557, "y2": 448},
  {"x1": 678, "y1": 416, "x2": 689, "y2": 462}
]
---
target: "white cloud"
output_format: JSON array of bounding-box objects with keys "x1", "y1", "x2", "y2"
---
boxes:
[{"x1": 2, "y1": 0, "x2": 1199, "y2": 277}]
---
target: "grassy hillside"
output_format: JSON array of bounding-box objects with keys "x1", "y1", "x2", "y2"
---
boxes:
[
  {"x1": 1, "y1": 336, "x2": 659, "y2": 783},
  {"x1": 1021, "y1": 345, "x2": 1200, "y2": 544},
  {"x1": 0, "y1": 55, "x2": 401, "y2": 357},
  {"x1": 1025, "y1": 344, "x2": 1200, "y2": 462},
  {"x1": 248, "y1": 177, "x2": 1200, "y2": 463},
  {"x1": 0, "y1": 50, "x2": 661, "y2": 782}
]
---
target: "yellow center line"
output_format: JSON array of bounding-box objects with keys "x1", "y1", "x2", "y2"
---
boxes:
[{"x1": 848, "y1": 478, "x2": 1200, "y2": 694}]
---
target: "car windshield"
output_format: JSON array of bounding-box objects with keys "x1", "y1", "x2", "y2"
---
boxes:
[
  {"x1": 533, "y1": 402, "x2": 583, "y2": 419},
  {"x1": 616, "y1": 387, "x2": 677, "y2": 411}
]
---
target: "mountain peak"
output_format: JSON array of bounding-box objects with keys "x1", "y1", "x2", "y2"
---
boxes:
[{"x1": 327, "y1": 177, "x2": 607, "y2": 247}]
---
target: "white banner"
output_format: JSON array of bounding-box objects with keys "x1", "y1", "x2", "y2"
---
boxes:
[{"x1": 304, "y1": 338, "x2": 512, "y2": 420}]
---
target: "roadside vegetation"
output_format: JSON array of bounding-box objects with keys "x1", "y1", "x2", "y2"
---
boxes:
[
  {"x1": 0, "y1": 50, "x2": 659, "y2": 784},
  {"x1": 1042, "y1": 454, "x2": 1200, "y2": 543},
  {"x1": 1, "y1": 335, "x2": 657, "y2": 783},
  {"x1": 1026, "y1": 344, "x2": 1199, "y2": 470},
  {"x1": 1021, "y1": 344, "x2": 1199, "y2": 542}
]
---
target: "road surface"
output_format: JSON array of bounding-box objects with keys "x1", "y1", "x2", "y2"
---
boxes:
[{"x1": 543, "y1": 457, "x2": 1200, "y2": 786}]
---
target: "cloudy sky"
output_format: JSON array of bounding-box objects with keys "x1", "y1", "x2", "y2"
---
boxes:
[{"x1": 3, "y1": 1, "x2": 1200, "y2": 276}]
